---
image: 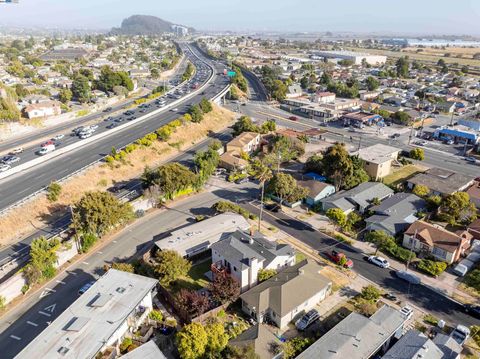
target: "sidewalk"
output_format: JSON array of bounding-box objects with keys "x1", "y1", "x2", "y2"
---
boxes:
[{"x1": 281, "y1": 204, "x2": 477, "y2": 304}]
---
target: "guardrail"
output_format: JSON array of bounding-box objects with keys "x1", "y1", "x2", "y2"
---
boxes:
[
  {"x1": 0, "y1": 44, "x2": 216, "y2": 217},
  {"x1": 0, "y1": 43, "x2": 221, "y2": 273}
]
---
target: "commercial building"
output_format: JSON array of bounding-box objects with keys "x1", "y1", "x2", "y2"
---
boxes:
[
  {"x1": 312, "y1": 50, "x2": 387, "y2": 65},
  {"x1": 155, "y1": 213, "x2": 251, "y2": 258},
  {"x1": 342, "y1": 111, "x2": 383, "y2": 127},
  {"x1": 15, "y1": 270, "x2": 158, "y2": 359},
  {"x1": 434, "y1": 126, "x2": 479, "y2": 145},
  {"x1": 297, "y1": 305, "x2": 407, "y2": 359}
]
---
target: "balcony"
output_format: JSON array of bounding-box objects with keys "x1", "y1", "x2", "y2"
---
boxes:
[{"x1": 211, "y1": 260, "x2": 230, "y2": 275}]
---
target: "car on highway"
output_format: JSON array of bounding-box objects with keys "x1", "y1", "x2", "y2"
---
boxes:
[
  {"x1": 171, "y1": 108, "x2": 178, "y2": 112},
  {"x1": 106, "y1": 123, "x2": 118, "y2": 129},
  {"x1": 289, "y1": 116, "x2": 298, "y2": 121},
  {"x1": 52, "y1": 134, "x2": 65, "y2": 141},
  {"x1": 41, "y1": 140, "x2": 55, "y2": 147},
  {"x1": 1, "y1": 155, "x2": 20, "y2": 165},
  {"x1": 78, "y1": 280, "x2": 96, "y2": 295},
  {"x1": 115, "y1": 117, "x2": 125, "y2": 123},
  {"x1": 395, "y1": 270, "x2": 421, "y2": 284},
  {"x1": 464, "y1": 304, "x2": 480, "y2": 319},
  {"x1": 89, "y1": 124, "x2": 99, "y2": 131},
  {"x1": 37, "y1": 144, "x2": 55, "y2": 155},
  {"x1": 368, "y1": 255, "x2": 390, "y2": 268},
  {"x1": 9, "y1": 147, "x2": 24, "y2": 155},
  {"x1": 326, "y1": 250, "x2": 353, "y2": 269},
  {"x1": 0, "y1": 164, "x2": 11, "y2": 172},
  {"x1": 79, "y1": 131, "x2": 93, "y2": 139},
  {"x1": 295, "y1": 309, "x2": 320, "y2": 331}
]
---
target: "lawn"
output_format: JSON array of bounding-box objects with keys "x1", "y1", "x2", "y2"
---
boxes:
[
  {"x1": 170, "y1": 259, "x2": 212, "y2": 292},
  {"x1": 383, "y1": 165, "x2": 424, "y2": 187},
  {"x1": 296, "y1": 252, "x2": 307, "y2": 263}
]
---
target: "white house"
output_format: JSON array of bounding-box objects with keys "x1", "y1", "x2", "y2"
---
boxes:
[
  {"x1": 15, "y1": 270, "x2": 158, "y2": 359},
  {"x1": 24, "y1": 100, "x2": 61, "y2": 119},
  {"x1": 240, "y1": 260, "x2": 332, "y2": 329},
  {"x1": 211, "y1": 230, "x2": 296, "y2": 292}
]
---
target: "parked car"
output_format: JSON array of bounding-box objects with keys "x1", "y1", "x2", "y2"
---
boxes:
[
  {"x1": 265, "y1": 203, "x2": 281, "y2": 212},
  {"x1": 326, "y1": 250, "x2": 353, "y2": 269},
  {"x1": 103, "y1": 107, "x2": 112, "y2": 112},
  {"x1": 171, "y1": 108, "x2": 178, "y2": 112},
  {"x1": 464, "y1": 157, "x2": 477, "y2": 164},
  {"x1": 395, "y1": 270, "x2": 421, "y2": 284},
  {"x1": 450, "y1": 325, "x2": 470, "y2": 345},
  {"x1": 383, "y1": 292, "x2": 398, "y2": 302},
  {"x1": 289, "y1": 116, "x2": 298, "y2": 121},
  {"x1": 295, "y1": 309, "x2": 320, "y2": 331},
  {"x1": 464, "y1": 304, "x2": 480, "y2": 319},
  {"x1": 0, "y1": 164, "x2": 11, "y2": 172},
  {"x1": 368, "y1": 255, "x2": 390, "y2": 268},
  {"x1": 444, "y1": 139, "x2": 454, "y2": 145},
  {"x1": 78, "y1": 280, "x2": 96, "y2": 295},
  {"x1": 235, "y1": 177, "x2": 249, "y2": 184}
]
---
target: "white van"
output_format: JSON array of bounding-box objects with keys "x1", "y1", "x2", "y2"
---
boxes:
[{"x1": 37, "y1": 144, "x2": 55, "y2": 155}]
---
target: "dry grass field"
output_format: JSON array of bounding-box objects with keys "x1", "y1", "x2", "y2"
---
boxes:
[{"x1": 0, "y1": 104, "x2": 236, "y2": 247}]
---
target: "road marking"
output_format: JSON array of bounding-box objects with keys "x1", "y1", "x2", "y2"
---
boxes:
[
  {"x1": 44, "y1": 304, "x2": 56, "y2": 313},
  {"x1": 82, "y1": 261, "x2": 89, "y2": 265},
  {"x1": 39, "y1": 288, "x2": 56, "y2": 299},
  {"x1": 10, "y1": 335, "x2": 21, "y2": 340},
  {"x1": 97, "y1": 251, "x2": 103, "y2": 254},
  {"x1": 26, "y1": 321, "x2": 38, "y2": 327},
  {"x1": 113, "y1": 240, "x2": 117, "y2": 243},
  {"x1": 56, "y1": 280, "x2": 66, "y2": 285},
  {"x1": 38, "y1": 311, "x2": 51, "y2": 317}
]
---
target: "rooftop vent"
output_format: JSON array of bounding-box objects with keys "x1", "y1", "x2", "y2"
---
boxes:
[
  {"x1": 116, "y1": 287, "x2": 126, "y2": 294},
  {"x1": 58, "y1": 347, "x2": 70, "y2": 356}
]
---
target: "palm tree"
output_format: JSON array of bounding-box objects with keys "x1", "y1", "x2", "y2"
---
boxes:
[{"x1": 251, "y1": 159, "x2": 272, "y2": 231}]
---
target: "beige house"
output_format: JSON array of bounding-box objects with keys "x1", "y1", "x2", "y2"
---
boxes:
[
  {"x1": 240, "y1": 260, "x2": 332, "y2": 329},
  {"x1": 24, "y1": 100, "x2": 61, "y2": 119},
  {"x1": 226, "y1": 131, "x2": 261, "y2": 154},
  {"x1": 403, "y1": 221, "x2": 472, "y2": 264},
  {"x1": 356, "y1": 144, "x2": 401, "y2": 180}
]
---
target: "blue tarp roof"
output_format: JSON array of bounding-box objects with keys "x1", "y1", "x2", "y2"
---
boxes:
[
  {"x1": 304, "y1": 172, "x2": 327, "y2": 182},
  {"x1": 439, "y1": 128, "x2": 478, "y2": 141}
]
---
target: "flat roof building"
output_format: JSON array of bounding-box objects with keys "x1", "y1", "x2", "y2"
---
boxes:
[
  {"x1": 120, "y1": 340, "x2": 167, "y2": 359},
  {"x1": 155, "y1": 213, "x2": 251, "y2": 258},
  {"x1": 15, "y1": 269, "x2": 158, "y2": 359},
  {"x1": 312, "y1": 50, "x2": 387, "y2": 65}
]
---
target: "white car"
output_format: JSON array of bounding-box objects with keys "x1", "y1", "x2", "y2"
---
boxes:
[
  {"x1": 171, "y1": 108, "x2": 178, "y2": 112},
  {"x1": 368, "y1": 255, "x2": 390, "y2": 268},
  {"x1": 9, "y1": 147, "x2": 24, "y2": 155},
  {"x1": 0, "y1": 164, "x2": 11, "y2": 172},
  {"x1": 52, "y1": 134, "x2": 65, "y2": 141},
  {"x1": 79, "y1": 132, "x2": 92, "y2": 139},
  {"x1": 90, "y1": 124, "x2": 99, "y2": 131}
]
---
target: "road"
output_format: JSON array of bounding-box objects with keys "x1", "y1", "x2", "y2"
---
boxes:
[
  {"x1": 0, "y1": 55, "x2": 188, "y2": 156},
  {"x1": 0, "y1": 44, "x2": 229, "y2": 212}
]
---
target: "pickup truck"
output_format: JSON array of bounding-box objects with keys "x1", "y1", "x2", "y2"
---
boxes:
[{"x1": 326, "y1": 250, "x2": 353, "y2": 269}]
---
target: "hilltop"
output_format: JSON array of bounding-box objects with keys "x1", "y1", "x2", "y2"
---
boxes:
[{"x1": 110, "y1": 15, "x2": 193, "y2": 35}]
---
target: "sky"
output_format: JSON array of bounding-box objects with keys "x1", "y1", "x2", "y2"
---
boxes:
[{"x1": 0, "y1": 0, "x2": 479, "y2": 35}]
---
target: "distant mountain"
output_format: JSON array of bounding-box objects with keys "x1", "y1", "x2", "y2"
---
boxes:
[{"x1": 110, "y1": 15, "x2": 193, "y2": 35}]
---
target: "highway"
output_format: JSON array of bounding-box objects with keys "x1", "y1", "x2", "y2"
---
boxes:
[{"x1": 0, "y1": 44, "x2": 229, "y2": 212}]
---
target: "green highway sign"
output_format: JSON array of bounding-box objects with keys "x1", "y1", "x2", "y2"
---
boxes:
[{"x1": 227, "y1": 71, "x2": 236, "y2": 77}]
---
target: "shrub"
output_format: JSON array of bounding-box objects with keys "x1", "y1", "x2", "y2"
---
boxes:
[
  {"x1": 423, "y1": 313, "x2": 439, "y2": 326},
  {"x1": 384, "y1": 244, "x2": 416, "y2": 263},
  {"x1": 464, "y1": 268, "x2": 480, "y2": 293},
  {"x1": 410, "y1": 148, "x2": 425, "y2": 161},
  {"x1": 360, "y1": 285, "x2": 381, "y2": 302},
  {"x1": 355, "y1": 299, "x2": 377, "y2": 317},
  {"x1": 258, "y1": 269, "x2": 277, "y2": 282},
  {"x1": 148, "y1": 309, "x2": 163, "y2": 322},
  {"x1": 417, "y1": 259, "x2": 447, "y2": 276},
  {"x1": 21, "y1": 284, "x2": 29, "y2": 295},
  {"x1": 119, "y1": 337, "x2": 133, "y2": 354},
  {"x1": 211, "y1": 201, "x2": 254, "y2": 220},
  {"x1": 97, "y1": 179, "x2": 108, "y2": 187},
  {"x1": 81, "y1": 232, "x2": 98, "y2": 253},
  {"x1": 46, "y1": 182, "x2": 62, "y2": 202},
  {"x1": 0, "y1": 295, "x2": 6, "y2": 309},
  {"x1": 105, "y1": 155, "x2": 115, "y2": 163},
  {"x1": 125, "y1": 144, "x2": 137, "y2": 153}
]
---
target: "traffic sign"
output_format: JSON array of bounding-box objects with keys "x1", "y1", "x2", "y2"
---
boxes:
[{"x1": 227, "y1": 71, "x2": 236, "y2": 77}]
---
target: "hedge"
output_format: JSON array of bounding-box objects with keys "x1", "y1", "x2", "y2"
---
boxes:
[{"x1": 417, "y1": 259, "x2": 447, "y2": 276}]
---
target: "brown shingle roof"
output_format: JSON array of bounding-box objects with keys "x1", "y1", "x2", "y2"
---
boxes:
[{"x1": 405, "y1": 221, "x2": 466, "y2": 253}]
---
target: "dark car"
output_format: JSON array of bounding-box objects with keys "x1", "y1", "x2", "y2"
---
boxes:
[
  {"x1": 289, "y1": 116, "x2": 298, "y2": 121},
  {"x1": 78, "y1": 280, "x2": 95, "y2": 295},
  {"x1": 107, "y1": 123, "x2": 118, "y2": 129},
  {"x1": 464, "y1": 304, "x2": 480, "y2": 319},
  {"x1": 235, "y1": 177, "x2": 249, "y2": 184},
  {"x1": 114, "y1": 117, "x2": 125, "y2": 123},
  {"x1": 103, "y1": 107, "x2": 112, "y2": 112},
  {"x1": 265, "y1": 203, "x2": 281, "y2": 212}
]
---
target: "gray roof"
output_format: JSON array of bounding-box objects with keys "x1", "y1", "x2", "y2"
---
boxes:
[
  {"x1": 230, "y1": 324, "x2": 282, "y2": 359},
  {"x1": 15, "y1": 270, "x2": 158, "y2": 359},
  {"x1": 408, "y1": 168, "x2": 474, "y2": 195},
  {"x1": 296, "y1": 305, "x2": 407, "y2": 359},
  {"x1": 155, "y1": 213, "x2": 251, "y2": 257},
  {"x1": 383, "y1": 330, "x2": 444, "y2": 359},
  {"x1": 321, "y1": 182, "x2": 393, "y2": 211},
  {"x1": 365, "y1": 193, "x2": 426, "y2": 235},
  {"x1": 240, "y1": 260, "x2": 331, "y2": 318},
  {"x1": 355, "y1": 144, "x2": 401, "y2": 165},
  {"x1": 211, "y1": 230, "x2": 294, "y2": 270},
  {"x1": 432, "y1": 334, "x2": 463, "y2": 359},
  {"x1": 120, "y1": 341, "x2": 167, "y2": 359}
]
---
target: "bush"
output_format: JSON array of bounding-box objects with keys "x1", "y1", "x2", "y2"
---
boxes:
[
  {"x1": 148, "y1": 309, "x2": 163, "y2": 322},
  {"x1": 21, "y1": 284, "x2": 29, "y2": 295},
  {"x1": 105, "y1": 155, "x2": 115, "y2": 163},
  {"x1": 384, "y1": 244, "x2": 416, "y2": 263},
  {"x1": 360, "y1": 285, "x2": 382, "y2": 302},
  {"x1": 417, "y1": 259, "x2": 447, "y2": 276},
  {"x1": 258, "y1": 269, "x2": 277, "y2": 282},
  {"x1": 46, "y1": 182, "x2": 62, "y2": 202},
  {"x1": 463, "y1": 268, "x2": 480, "y2": 293},
  {"x1": 0, "y1": 295, "x2": 5, "y2": 309},
  {"x1": 423, "y1": 313, "x2": 439, "y2": 326},
  {"x1": 410, "y1": 148, "x2": 425, "y2": 161},
  {"x1": 119, "y1": 337, "x2": 133, "y2": 354},
  {"x1": 355, "y1": 299, "x2": 377, "y2": 317},
  {"x1": 211, "y1": 201, "x2": 255, "y2": 220}
]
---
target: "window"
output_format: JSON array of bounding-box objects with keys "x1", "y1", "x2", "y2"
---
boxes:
[{"x1": 432, "y1": 246, "x2": 447, "y2": 259}]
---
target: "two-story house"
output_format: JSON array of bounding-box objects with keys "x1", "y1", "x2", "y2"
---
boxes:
[
  {"x1": 211, "y1": 230, "x2": 296, "y2": 292},
  {"x1": 226, "y1": 131, "x2": 261, "y2": 155},
  {"x1": 403, "y1": 221, "x2": 472, "y2": 264}
]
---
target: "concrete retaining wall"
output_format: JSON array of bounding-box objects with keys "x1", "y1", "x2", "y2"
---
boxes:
[{"x1": 0, "y1": 272, "x2": 26, "y2": 304}]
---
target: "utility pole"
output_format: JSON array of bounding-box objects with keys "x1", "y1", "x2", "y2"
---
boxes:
[
  {"x1": 406, "y1": 230, "x2": 417, "y2": 271},
  {"x1": 357, "y1": 135, "x2": 362, "y2": 151},
  {"x1": 258, "y1": 181, "x2": 265, "y2": 231}
]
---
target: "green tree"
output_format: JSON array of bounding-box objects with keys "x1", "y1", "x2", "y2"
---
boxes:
[
  {"x1": 392, "y1": 111, "x2": 412, "y2": 125},
  {"x1": 177, "y1": 322, "x2": 208, "y2": 359},
  {"x1": 412, "y1": 184, "x2": 430, "y2": 197},
  {"x1": 111, "y1": 262, "x2": 135, "y2": 273},
  {"x1": 365, "y1": 76, "x2": 380, "y2": 91},
  {"x1": 320, "y1": 143, "x2": 353, "y2": 190},
  {"x1": 260, "y1": 119, "x2": 276, "y2": 133},
  {"x1": 155, "y1": 250, "x2": 191, "y2": 286},
  {"x1": 58, "y1": 88, "x2": 72, "y2": 104},
  {"x1": 266, "y1": 172, "x2": 308, "y2": 204},
  {"x1": 360, "y1": 285, "x2": 382, "y2": 302},
  {"x1": 150, "y1": 68, "x2": 159, "y2": 79},
  {"x1": 199, "y1": 98, "x2": 213, "y2": 113},
  {"x1": 251, "y1": 159, "x2": 273, "y2": 230},
  {"x1": 343, "y1": 155, "x2": 369, "y2": 190},
  {"x1": 232, "y1": 116, "x2": 259, "y2": 136},
  {"x1": 440, "y1": 192, "x2": 477, "y2": 225},
  {"x1": 266, "y1": 135, "x2": 305, "y2": 167},
  {"x1": 205, "y1": 321, "x2": 229, "y2": 355},
  {"x1": 72, "y1": 191, "x2": 134, "y2": 237},
  {"x1": 141, "y1": 163, "x2": 198, "y2": 200},
  {"x1": 326, "y1": 208, "x2": 347, "y2": 229},
  {"x1": 304, "y1": 154, "x2": 323, "y2": 174},
  {"x1": 396, "y1": 56, "x2": 409, "y2": 78},
  {"x1": 410, "y1": 148, "x2": 425, "y2": 161},
  {"x1": 258, "y1": 268, "x2": 277, "y2": 282},
  {"x1": 222, "y1": 345, "x2": 260, "y2": 359},
  {"x1": 365, "y1": 230, "x2": 396, "y2": 255},
  {"x1": 14, "y1": 84, "x2": 29, "y2": 99},
  {"x1": 188, "y1": 104, "x2": 204, "y2": 123},
  {"x1": 72, "y1": 74, "x2": 91, "y2": 103},
  {"x1": 194, "y1": 148, "x2": 220, "y2": 185},
  {"x1": 46, "y1": 182, "x2": 62, "y2": 202},
  {"x1": 283, "y1": 337, "x2": 312, "y2": 359},
  {"x1": 346, "y1": 212, "x2": 362, "y2": 231},
  {"x1": 25, "y1": 237, "x2": 60, "y2": 284}
]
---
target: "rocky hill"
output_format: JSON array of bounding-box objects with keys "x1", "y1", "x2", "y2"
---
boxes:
[{"x1": 111, "y1": 15, "x2": 192, "y2": 35}]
